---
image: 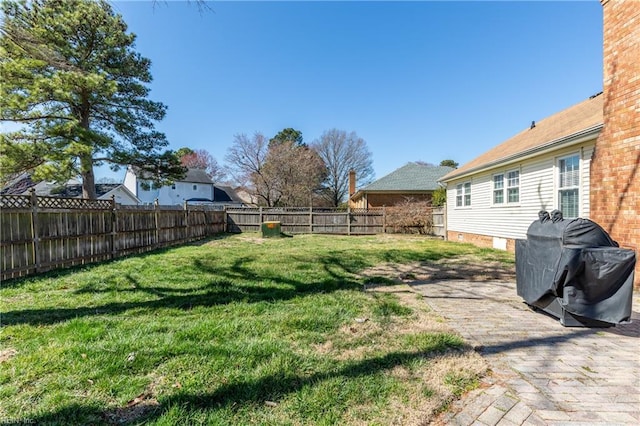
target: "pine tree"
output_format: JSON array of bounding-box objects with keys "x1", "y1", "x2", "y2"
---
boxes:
[{"x1": 0, "y1": 0, "x2": 184, "y2": 198}]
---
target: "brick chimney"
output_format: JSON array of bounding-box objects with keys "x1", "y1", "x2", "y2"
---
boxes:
[
  {"x1": 348, "y1": 170, "x2": 356, "y2": 197},
  {"x1": 591, "y1": 0, "x2": 640, "y2": 285}
]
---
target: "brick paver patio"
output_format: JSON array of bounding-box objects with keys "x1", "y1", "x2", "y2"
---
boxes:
[{"x1": 411, "y1": 280, "x2": 640, "y2": 425}]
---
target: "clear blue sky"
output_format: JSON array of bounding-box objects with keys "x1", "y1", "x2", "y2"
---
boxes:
[{"x1": 98, "y1": 0, "x2": 603, "y2": 183}]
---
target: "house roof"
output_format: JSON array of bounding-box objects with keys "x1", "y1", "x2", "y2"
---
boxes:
[
  {"x1": 358, "y1": 162, "x2": 454, "y2": 193},
  {"x1": 34, "y1": 182, "x2": 121, "y2": 198},
  {"x1": 441, "y1": 93, "x2": 604, "y2": 182},
  {"x1": 183, "y1": 168, "x2": 214, "y2": 184},
  {"x1": 0, "y1": 173, "x2": 36, "y2": 195},
  {"x1": 129, "y1": 167, "x2": 213, "y2": 184}
]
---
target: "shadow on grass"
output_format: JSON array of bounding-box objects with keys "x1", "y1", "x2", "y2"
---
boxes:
[
  {"x1": 1, "y1": 253, "x2": 364, "y2": 327},
  {"x1": 27, "y1": 340, "x2": 464, "y2": 425}
]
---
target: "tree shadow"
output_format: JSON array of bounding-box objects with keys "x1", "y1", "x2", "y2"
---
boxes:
[
  {"x1": 26, "y1": 342, "x2": 465, "y2": 425},
  {"x1": 2, "y1": 251, "x2": 365, "y2": 327}
]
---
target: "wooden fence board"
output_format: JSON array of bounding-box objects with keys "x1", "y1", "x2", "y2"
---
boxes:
[
  {"x1": 2, "y1": 195, "x2": 443, "y2": 281},
  {"x1": 1, "y1": 194, "x2": 226, "y2": 281}
]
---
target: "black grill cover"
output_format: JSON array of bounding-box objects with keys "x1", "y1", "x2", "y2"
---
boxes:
[{"x1": 516, "y1": 210, "x2": 635, "y2": 326}]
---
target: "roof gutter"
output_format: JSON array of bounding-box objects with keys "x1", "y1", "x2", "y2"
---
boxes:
[{"x1": 440, "y1": 124, "x2": 603, "y2": 183}]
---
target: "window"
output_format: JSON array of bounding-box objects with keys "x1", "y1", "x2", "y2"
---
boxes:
[
  {"x1": 558, "y1": 155, "x2": 580, "y2": 218},
  {"x1": 171, "y1": 184, "x2": 176, "y2": 190},
  {"x1": 507, "y1": 170, "x2": 520, "y2": 203},
  {"x1": 493, "y1": 174, "x2": 504, "y2": 204},
  {"x1": 193, "y1": 184, "x2": 197, "y2": 190},
  {"x1": 493, "y1": 170, "x2": 519, "y2": 204},
  {"x1": 456, "y1": 182, "x2": 471, "y2": 207}
]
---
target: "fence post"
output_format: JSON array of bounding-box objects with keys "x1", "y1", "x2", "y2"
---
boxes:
[
  {"x1": 309, "y1": 206, "x2": 313, "y2": 234},
  {"x1": 347, "y1": 206, "x2": 351, "y2": 236},
  {"x1": 111, "y1": 195, "x2": 117, "y2": 259},
  {"x1": 443, "y1": 203, "x2": 448, "y2": 241},
  {"x1": 30, "y1": 189, "x2": 41, "y2": 273},
  {"x1": 154, "y1": 199, "x2": 160, "y2": 247},
  {"x1": 183, "y1": 200, "x2": 189, "y2": 241},
  {"x1": 382, "y1": 207, "x2": 387, "y2": 234},
  {"x1": 259, "y1": 206, "x2": 263, "y2": 224}
]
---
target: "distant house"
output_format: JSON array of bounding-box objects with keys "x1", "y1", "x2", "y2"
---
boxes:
[
  {"x1": 349, "y1": 162, "x2": 453, "y2": 209},
  {"x1": 123, "y1": 167, "x2": 215, "y2": 205},
  {"x1": 212, "y1": 185, "x2": 244, "y2": 207},
  {"x1": 440, "y1": 94, "x2": 603, "y2": 251},
  {"x1": 0, "y1": 173, "x2": 140, "y2": 205}
]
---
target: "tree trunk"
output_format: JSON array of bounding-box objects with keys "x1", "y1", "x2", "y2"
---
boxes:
[{"x1": 81, "y1": 154, "x2": 97, "y2": 199}]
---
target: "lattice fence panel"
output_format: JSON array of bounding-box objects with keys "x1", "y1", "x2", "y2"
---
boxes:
[{"x1": 0, "y1": 195, "x2": 31, "y2": 209}]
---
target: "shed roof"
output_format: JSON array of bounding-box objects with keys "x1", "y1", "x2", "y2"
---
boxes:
[
  {"x1": 361, "y1": 163, "x2": 454, "y2": 192},
  {"x1": 441, "y1": 93, "x2": 604, "y2": 182}
]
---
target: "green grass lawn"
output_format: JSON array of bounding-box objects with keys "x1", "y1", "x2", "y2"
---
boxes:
[{"x1": 0, "y1": 234, "x2": 513, "y2": 425}]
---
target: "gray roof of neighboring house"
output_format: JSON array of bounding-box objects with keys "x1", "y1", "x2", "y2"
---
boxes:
[
  {"x1": 130, "y1": 167, "x2": 213, "y2": 184},
  {"x1": 214, "y1": 185, "x2": 243, "y2": 203},
  {"x1": 33, "y1": 182, "x2": 121, "y2": 198},
  {"x1": 360, "y1": 163, "x2": 454, "y2": 192},
  {"x1": 0, "y1": 173, "x2": 36, "y2": 195},
  {"x1": 183, "y1": 168, "x2": 214, "y2": 184}
]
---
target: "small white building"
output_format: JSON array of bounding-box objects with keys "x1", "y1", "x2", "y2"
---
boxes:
[
  {"x1": 123, "y1": 167, "x2": 214, "y2": 205},
  {"x1": 440, "y1": 93, "x2": 603, "y2": 251}
]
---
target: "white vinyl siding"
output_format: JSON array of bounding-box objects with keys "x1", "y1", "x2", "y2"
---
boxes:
[{"x1": 446, "y1": 140, "x2": 595, "y2": 241}]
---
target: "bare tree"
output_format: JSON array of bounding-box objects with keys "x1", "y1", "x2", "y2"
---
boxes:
[
  {"x1": 225, "y1": 133, "x2": 326, "y2": 207},
  {"x1": 225, "y1": 132, "x2": 277, "y2": 205},
  {"x1": 262, "y1": 141, "x2": 326, "y2": 206},
  {"x1": 312, "y1": 129, "x2": 375, "y2": 207}
]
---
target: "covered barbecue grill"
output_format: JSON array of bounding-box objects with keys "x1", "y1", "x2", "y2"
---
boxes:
[{"x1": 516, "y1": 210, "x2": 635, "y2": 327}]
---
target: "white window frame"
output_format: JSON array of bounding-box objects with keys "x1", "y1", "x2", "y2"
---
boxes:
[
  {"x1": 492, "y1": 173, "x2": 504, "y2": 205},
  {"x1": 492, "y1": 168, "x2": 519, "y2": 206},
  {"x1": 506, "y1": 169, "x2": 520, "y2": 204},
  {"x1": 455, "y1": 181, "x2": 471, "y2": 208},
  {"x1": 557, "y1": 153, "x2": 581, "y2": 219}
]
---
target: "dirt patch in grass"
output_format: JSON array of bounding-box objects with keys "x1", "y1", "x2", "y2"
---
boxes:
[
  {"x1": 0, "y1": 348, "x2": 18, "y2": 363},
  {"x1": 353, "y1": 262, "x2": 501, "y2": 424},
  {"x1": 314, "y1": 281, "x2": 489, "y2": 424},
  {"x1": 362, "y1": 254, "x2": 515, "y2": 284}
]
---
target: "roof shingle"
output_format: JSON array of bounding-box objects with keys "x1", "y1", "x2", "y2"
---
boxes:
[{"x1": 362, "y1": 163, "x2": 454, "y2": 192}]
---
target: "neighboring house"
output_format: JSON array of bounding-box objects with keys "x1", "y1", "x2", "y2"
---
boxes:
[
  {"x1": 123, "y1": 167, "x2": 214, "y2": 205},
  {"x1": 212, "y1": 185, "x2": 244, "y2": 207},
  {"x1": 440, "y1": 94, "x2": 603, "y2": 251},
  {"x1": 350, "y1": 162, "x2": 453, "y2": 209},
  {"x1": 233, "y1": 187, "x2": 260, "y2": 207},
  {"x1": 0, "y1": 173, "x2": 139, "y2": 205},
  {"x1": 0, "y1": 172, "x2": 36, "y2": 195}
]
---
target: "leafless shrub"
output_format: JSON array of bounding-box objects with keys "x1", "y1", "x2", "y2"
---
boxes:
[{"x1": 385, "y1": 199, "x2": 434, "y2": 234}]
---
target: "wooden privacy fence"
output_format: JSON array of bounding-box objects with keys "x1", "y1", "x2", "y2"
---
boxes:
[
  {"x1": 226, "y1": 207, "x2": 385, "y2": 235},
  {"x1": 0, "y1": 193, "x2": 226, "y2": 281},
  {"x1": 226, "y1": 206, "x2": 446, "y2": 237}
]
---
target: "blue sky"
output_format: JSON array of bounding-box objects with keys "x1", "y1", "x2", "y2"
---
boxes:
[{"x1": 98, "y1": 0, "x2": 603, "y2": 183}]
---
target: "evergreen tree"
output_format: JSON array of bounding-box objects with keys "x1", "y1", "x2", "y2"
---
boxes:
[{"x1": 0, "y1": 0, "x2": 184, "y2": 198}]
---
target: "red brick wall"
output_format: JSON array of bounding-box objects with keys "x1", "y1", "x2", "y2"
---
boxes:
[
  {"x1": 447, "y1": 231, "x2": 516, "y2": 253},
  {"x1": 592, "y1": 0, "x2": 640, "y2": 285}
]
